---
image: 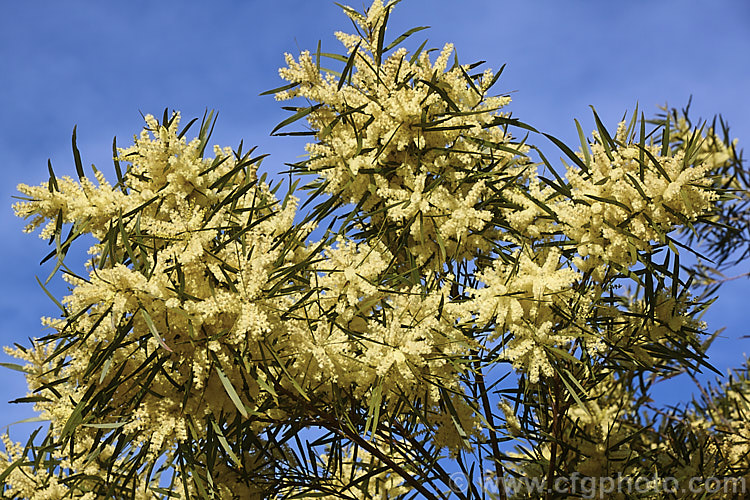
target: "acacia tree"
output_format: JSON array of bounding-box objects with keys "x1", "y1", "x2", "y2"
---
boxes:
[{"x1": 2, "y1": 1, "x2": 749, "y2": 498}]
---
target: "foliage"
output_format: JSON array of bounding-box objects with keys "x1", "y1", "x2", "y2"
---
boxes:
[{"x1": 3, "y1": 1, "x2": 749, "y2": 498}]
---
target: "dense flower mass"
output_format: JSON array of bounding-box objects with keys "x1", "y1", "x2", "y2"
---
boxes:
[
  {"x1": 469, "y1": 247, "x2": 584, "y2": 383},
  {"x1": 3, "y1": 1, "x2": 747, "y2": 498},
  {"x1": 505, "y1": 121, "x2": 719, "y2": 278},
  {"x1": 276, "y1": 0, "x2": 530, "y2": 267},
  {"x1": 560, "y1": 122, "x2": 718, "y2": 276},
  {"x1": 9, "y1": 113, "x2": 303, "y2": 497},
  {"x1": 5, "y1": 112, "x2": 483, "y2": 495}
]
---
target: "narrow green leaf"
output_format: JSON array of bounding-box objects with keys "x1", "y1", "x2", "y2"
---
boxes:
[
  {"x1": 197, "y1": 109, "x2": 217, "y2": 156},
  {"x1": 254, "y1": 371, "x2": 278, "y2": 398},
  {"x1": 661, "y1": 114, "x2": 671, "y2": 157},
  {"x1": 0, "y1": 457, "x2": 24, "y2": 484},
  {"x1": 210, "y1": 419, "x2": 242, "y2": 464},
  {"x1": 83, "y1": 421, "x2": 129, "y2": 429},
  {"x1": 111, "y1": 137, "x2": 128, "y2": 194},
  {"x1": 316, "y1": 52, "x2": 348, "y2": 63},
  {"x1": 439, "y1": 388, "x2": 471, "y2": 449},
  {"x1": 261, "y1": 342, "x2": 310, "y2": 401},
  {"x1": 624, "y1": 173, "x2": 649, "y2": 201},
  {"x1": 270, "y1": 104, "x2": 322, "y2": 136},
  {"x1": 119, "y1": 214, "x2": 139, "y2": 271},
  {"x1": 338, "y1": 41, "x2": 361, "y2": 91},
  {"x1": 409, "y1": 39, "x2": 429, "y2": 65},
  {"x1": 556, "y1": 369, "x2": 590, "y2": 416},
  {"x1": 590, "y1": 106, "x2": 615, "y2": 160},
  {"x1": 574, "y1": 119, "x2": 591, "y2": 169},
  {"x1": 484, "y1": 63, "x2": 506, "y2": 92},
  {"x1": 36, "y1": 275, "x2": 67, "y2": 314},
  {"x1": 0, "y1": 362, "x2": 30, "y2": 374},
  {"x1": 259, "y1": 81, "x2": 301, "y2": 96},
  {"x1": 533, "y1": 146, "x2": 571, "y2": 196},
  {"x1": 176, "y1": 116, "x2": 199, "y2": 139},
  {"x1": 543, "y1": 132, "x2": 588, "y2": 173},
  {"x1": 384, "y1": 26, "x2": 429, "y2": 52},
  {"x1": 374, "y1": 6, "x2": 389, "y2": 66},
  {"x1": 60, "y1": 398, "x2": 86, "y2": 440},
  {"x1": 9, "y1": 395, "x2": 52, "y2": 404},
  {"x1": 140, "y1": 308, "x2": 173, "y2": 353},
  {"x1": 72, "y1": 125, "x2": 85, "y2": 179},
  {"x1": 419, "y1": 78, "x2": 459, "y2": 112},
  {"x1": 214, "y1": 365, "x2": 248, "y2": 418},
  {"x1": 457, "y1": 64, "x2": 481, "y2": 97},
  {"x1": 584, "y1": 193, "x2": 631, "y2": 211},
  {"x1": 640, "y1": 146, "x2": 672, "y2": 181},
  {"x1": 99, "y1": 356, "x2": 113, "y2": 384},
  {"x1": 546, "y1": 347, "x2": 581, "y2": 365},
  {"x1": 623, "y1": 104, "x2": 639, "y2": 142},
  {"x1": 671, "y1": 248, "x2": 680, "y2": 299},
  {"x1": 639, "y1": 112, "x2": 646, "y2": 180},
  {"x1": 47, "y1": 160, "x2": 58, "y2": 192},
  {"x1": 3, "y1": 416, "x2": 48, "y2": 427}
]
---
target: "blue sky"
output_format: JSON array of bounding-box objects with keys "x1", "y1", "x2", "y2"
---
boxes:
[{"x1": 2, "y1": 0, "x2": 749, "y2": 440}]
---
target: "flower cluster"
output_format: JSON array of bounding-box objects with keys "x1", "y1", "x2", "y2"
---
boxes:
[
  {"x1": 277, "y1": 0, "x2": 529, "y2": 266},
  {"x1": 9, "y1": 113, "x2": 300, "y2": 495},
  {"x1": 280, "y1": 236, "x2": 480, "y2": 450},
  {"x1": 561, "y1": 122, "x2": 717, "y2": 276},
  {"x1": 5, "y1": 109, "x2": 481, "y2": 494},
  {"x1": 507, "y1": 121, "x2": 718, "y2": 280},
  {"x1": 469, "y1": 247, "x2": 585, "y2": 383}
]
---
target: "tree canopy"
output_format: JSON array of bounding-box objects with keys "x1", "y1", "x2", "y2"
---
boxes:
[{"x1": 2, "y1": 1, "x2": 749, "y2": 499}]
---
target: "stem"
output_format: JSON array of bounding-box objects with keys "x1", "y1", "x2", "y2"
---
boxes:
[
  {"x1": 330, "y1": 423, "x2": 443, "y2": 500},
  {"x1": 545, "y1": 374, "x2": 562, "y2": 500},
  {"x1": 687, "y1": 370, "x2": 732, "y2": 429},
  {"x1": 477, "y1": 365, "x2": 508, "y2": 500},
  {"x1": 708, "y1": 271, "x2": 750, "y2": 284},
  {"x1": 283, "y1": 385, "x2": 443, "y2": 500},
  {"x1": 389, "y1": 420, "x2": 470, "y2": 500}
]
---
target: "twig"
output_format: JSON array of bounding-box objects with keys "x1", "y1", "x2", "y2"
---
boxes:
[{"x1": 477, "y1": 364, "x2": 508, "y2": 500}]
